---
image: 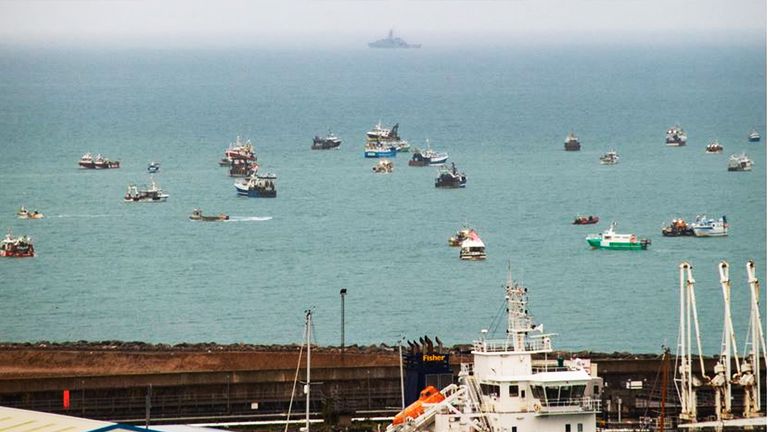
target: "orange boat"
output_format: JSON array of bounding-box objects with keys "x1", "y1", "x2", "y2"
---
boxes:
[{"x1": 392, "y1": 386, "x2": 445, "y2": 425}]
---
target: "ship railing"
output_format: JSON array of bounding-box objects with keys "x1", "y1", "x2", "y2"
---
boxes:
[
  {"x1": 538, "y1": 397, "x2": 601, "y2": 414},
  {"x1": 531, "y1": 366, "x2": 571, "y2": 373},
  {"x1": 472, "y1": 338, "x2": 552, "y2": 353}
]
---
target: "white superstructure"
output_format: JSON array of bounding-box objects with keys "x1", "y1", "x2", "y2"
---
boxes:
[{"x1": 388, "y1": 271, "x2": 601, "y2": 432}]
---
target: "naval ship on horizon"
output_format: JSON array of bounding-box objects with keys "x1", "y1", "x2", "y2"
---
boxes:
[{"x1": 368, "y1": 29, "x2": 421, "y2": 49}]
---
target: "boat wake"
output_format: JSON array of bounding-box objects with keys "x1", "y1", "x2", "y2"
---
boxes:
[
  {"x1": 54, "y1": 214, "x2": 112, "y2": 218},
  {"x1": 226, "y1": 216, "x2": 273, "y2": 222}
]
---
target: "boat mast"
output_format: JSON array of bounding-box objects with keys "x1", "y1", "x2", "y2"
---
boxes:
[
  {"x1": 505, "y1": 267, "x2": 533, "y2": 351},
  {"x1": 305, "y1": 309, "x2": 312, "y2": 432},
  {"x1": 675, "y1": 262, "x2": 706, "y2": 422},
  {"x1": 715, "y1": 261, "x2": 741, "y2": 420},
  {"x1": 743, "y1": 260, "x2": 766, "y2": 417},
  {"x1": 658, "y1": 347, "x2": 669, "y2": 432}
]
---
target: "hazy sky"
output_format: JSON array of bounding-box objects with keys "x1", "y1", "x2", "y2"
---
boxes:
[{"x1": 0, "y1": 0, "x2": 765, "y2": 47}]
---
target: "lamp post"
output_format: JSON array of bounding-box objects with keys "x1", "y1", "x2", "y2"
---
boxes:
[
  {"x1": 398, "y1": 336, "x2": 405, "y2": 410},
  {"x1": 340, "y1": 288, "x2": 347, "y2": 352}
]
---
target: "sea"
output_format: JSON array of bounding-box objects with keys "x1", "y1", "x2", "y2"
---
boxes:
[{"x1": 0, "y1": 43, "x2": 765, "y2": 355}]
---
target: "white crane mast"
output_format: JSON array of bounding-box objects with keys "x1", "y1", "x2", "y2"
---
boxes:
[
  {"x1": 713, "y1": 261, "x2": 740, "y2": 420},
  {"x1": 742, "y1": 260, "x2": 766, "y2": 417},
  {"x1": 675, "y1": 262, "x2": 707, "y2": 421}
]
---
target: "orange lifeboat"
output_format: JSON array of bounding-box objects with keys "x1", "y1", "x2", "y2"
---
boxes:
[{"x1": 392, "y1": 386, "x2": 445, "y2": 425}]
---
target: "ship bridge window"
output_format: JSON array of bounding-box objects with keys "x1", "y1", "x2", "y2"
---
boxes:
[
  {"x1": 531, "y1": 384, "x2": 586, "y2": 404},
  {"x1": 480, "y1": 383, "x2": 500, "y2": 397},
  {"x1": 508, "y1": 385, "x2": 518, "y2": 397}
]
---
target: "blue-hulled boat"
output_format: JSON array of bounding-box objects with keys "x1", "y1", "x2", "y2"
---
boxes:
[
  {"x1": 234, "y1": 175, "x2": 277, "y2": 198},
  {"x1": 364, "y1": 143, "x2": 397, "y2": 158}
]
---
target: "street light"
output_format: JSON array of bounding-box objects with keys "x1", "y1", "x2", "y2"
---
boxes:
[{"x1": 340, "y1": 289, "x2": 347, "y2": 352}]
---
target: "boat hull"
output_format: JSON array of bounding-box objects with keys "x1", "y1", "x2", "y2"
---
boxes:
[
  {"x1": 124, "y1": 196, "x2": 168, "y2": 202},
  {"x1": 586, "y1": 237, "x2": 650, "y2": 250},
  {"x1": 364, "y1": 149, "x2": 397, "y2": 158},
  {"x1": 234, "y1": 184, "x2": 277, "y2": 198},
  {"x1": 692, "y1": 228, "x2": 728, "y2": 237}
]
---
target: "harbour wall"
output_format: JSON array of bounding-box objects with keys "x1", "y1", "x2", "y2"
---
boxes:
[{"x1": 0, "y1": 343, "x2": 763, "y2": 428}]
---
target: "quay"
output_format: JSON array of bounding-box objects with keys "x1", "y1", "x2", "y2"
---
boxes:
[{"x1": 0, "y1": 342, "x2": 764, "y2": 429}]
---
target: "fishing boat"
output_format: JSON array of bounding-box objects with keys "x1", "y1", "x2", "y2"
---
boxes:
[
  {"x1": 727, "y1": 153, "x2": 752, "y2": 171},
  {"x1": 661, "y1": 218, "x2": 694, "y2": 236},
  {"x1": 17, "y1": 206, "x2": 44, "y2": 219},
  {"x1": 147, "y1": 162, "x2": 160, "y2": 173},
  {"x1": 79, "y1": 152, "x2": 120, "y2": 169},
  {"x1": 189, "y1": 209, "x2": 229, "y2": 222},
  {"x1": 372, "y1": 159, "x2": 394, "y2": 173},
  {"x1": 366, "y1": 121, "x2": 401, "y2": 142},
  {"x1": 124, "y1": 177, "x2": 169, "y2": 202},
  {"x1": 368, "y1": 29, "x2": 421, "y2": 49},
  {"x1": 599, "y1": 150, "x2": 619, "y2": 165},
  {"x1": 459, "y1": 232, "x2": 486, "y2": 260},
  {"x1": 748, "y1": 128, "x2": 760, "y2": 142},
  {"x1": 312, "y1": 130, "x2": 342, "y2": 150},
  {"x1": 449, "y1": 226, "x2": 476, "y2": 247},
  {"x1": 435, "y1": 163, "x2": 466, "y2": 188},
  {"x1": 572, "y1": 215, "x2": 598, "y2": 225},
  {"x1": 409, "y1": 141, "x2": 448, "y2": 166},
  {"x1": 586, "y1": 222, "x2": 650, "y2": 250},
  {"x1": 385, "y1": 270, "x2": 601, "y2": 432},
  {"x1": 705, "y1": 140, "x2": 723, "y2": 154},
  {"x1": 229, "y1": 160, "x2": 259, "y2": 177},
  {"x1": 666, "y1": 124, "x2": 687, "y2": 146},
  {"x1": 691, "y1": 215, "x2": 728, "y2": 237},
  {"x1": 364, "y1": 142, "x2": 398, "y2": 158},
  {"x1": 0, "y1": 230, "x2": 35, "y2": 257},
  {"x1": 234, "y1": 175, "x2": 277, "y2": 198},
  {"x1": 220, "y1": 136, "x2": 256, "y2": 165},
  {"x1": 564, "y1": 131, "x2": 581, "y2": 151}
]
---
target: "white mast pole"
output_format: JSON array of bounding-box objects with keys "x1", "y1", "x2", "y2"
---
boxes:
[
  {"x1": 399, "y1": 337, "x2": 405, "y2": 410},
  {"x1": 746, "y1": 260, "x2": 765, "y2": 413},
  {"x1": 677, "y1": 262, "x2": 690, "y2": 419},
  {"x1": 305, "y1": 310, "x2": 312, "y2": 432}
]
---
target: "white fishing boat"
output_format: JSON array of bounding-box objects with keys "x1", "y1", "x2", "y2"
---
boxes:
[
  {"x1": 691, "y1": 215, "x2": 728, "y2": 237},
  {"x1": 748, "y1": 128, "x2": 760, "y2": 142},
  {"x1": 666, "y1": 124, "x2": 687, "y2": 146},
  {"x1": 386, "y1": 270, "x2": 601, "y2": 432},
  {"x1": 124, "y1": 177, "x2": 169, "y2": 202},
  {"x1": 599, "y1": 150, "x2": 619, "y2": 165},
  {"x1": 727, "y1": 153, "x2": 752, "y2": 171},
  {"x1": 459, "y1": 231, "x2": 486, "y2": 260}
]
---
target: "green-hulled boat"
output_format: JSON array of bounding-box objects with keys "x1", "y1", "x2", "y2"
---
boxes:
[{"x1": 586, "y1": 222, "x2": 650, "y2": 250}]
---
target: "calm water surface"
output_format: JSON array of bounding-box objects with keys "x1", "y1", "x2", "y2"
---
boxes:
[{"x1": 0, "y1": 45, "x2": 764, "y2": 353}]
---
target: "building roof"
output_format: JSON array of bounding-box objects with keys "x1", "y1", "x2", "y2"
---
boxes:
[{"x1": 0, "y1": 407, "x2": 170, "y2": 432}]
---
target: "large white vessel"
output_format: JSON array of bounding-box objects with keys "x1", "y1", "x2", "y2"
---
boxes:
[{"x1": 387, "y1": 271, "x2": 601, "y2": 432}]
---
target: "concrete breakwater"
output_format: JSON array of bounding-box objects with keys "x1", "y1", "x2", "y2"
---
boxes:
[{"x1": 0, "y1": 342, "x2": 759, "y2": 428}]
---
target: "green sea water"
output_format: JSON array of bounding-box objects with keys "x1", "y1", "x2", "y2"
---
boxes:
[{"x1": 0, "y1": 44, "x2": 764, "y2": 354}]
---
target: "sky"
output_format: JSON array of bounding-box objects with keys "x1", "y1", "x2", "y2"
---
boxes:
[{"x1": 0, "y1": 0, "x2": 765, "y2": 48}]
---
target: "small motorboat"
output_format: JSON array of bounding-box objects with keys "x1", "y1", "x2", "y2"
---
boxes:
[
  {"x1": 748, "y1": 128, "x2": 760, "y2": 142},
  {"x1": 599, "y1": 150, "x2": 619, "y2": 165},
  {"x1": 79, "y1": 152, "x2": 120, "y2": 169},
  {"x1": 312, "y1": 130, "x2": 342, "y2": 150},
  {"x1": 372, "y1": 159, "x2": 394, "y2": 173},
  {"x1": 459, "y1": 231, "x2": 486, "y2": 260},
  {"x1": 435, "y1": 163, "x2": 467, "y2": 188},
  {"x1": 234, "y1": 175, "x2": 277, "y2": 198},
  {"x1": 728, "y1": 153, "x2": 753, "y2": 171},
  {"x1": 393, "y1": 140, "x2": 411, "y2": 152},
  {"x1": 662, "y1": 218, "x2": 694, "y2": 236},
  {"x1": 691, "y1": 215, "x2": 728, "y2": 237},
  {"x1": 666, "y1": 124, "x2": 687, "y2": 146},
  {"x1": 564, "y1": 131, "x2": 581, "y2": 151},
  {"x1": 189, "y1": 209, "x2": 229, "y2": 222},
  {"x1": 17, "y1": 206, "x2": 44, "y2": 219},
  {"x1": 124, "y1": 177, "x2": 169, "y2": 202},
  {"x1": 147, "y1": 162, "x2": 160, "y2": 173},
  {"x1": 705, "y1": 140, "x2": 723, "y2": 154},
  {"x1": 0, "y1": 229, "x2": 35, "y2": 257},
  {"x1": 409, "y1": 140, "x2": 448, "y2": 166},
  {"x1": 366, "y1": 121, "x2": 401, "y2": 142},
  {"x1": 449, "y1": 226, "x2": 477, "y2": 247},
  {"x1": 573, "y1": 215, "x2": 599, "y2": 225},
  {"x1": 586, "y1": 222, "x2": 650, "y2": 250}
]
